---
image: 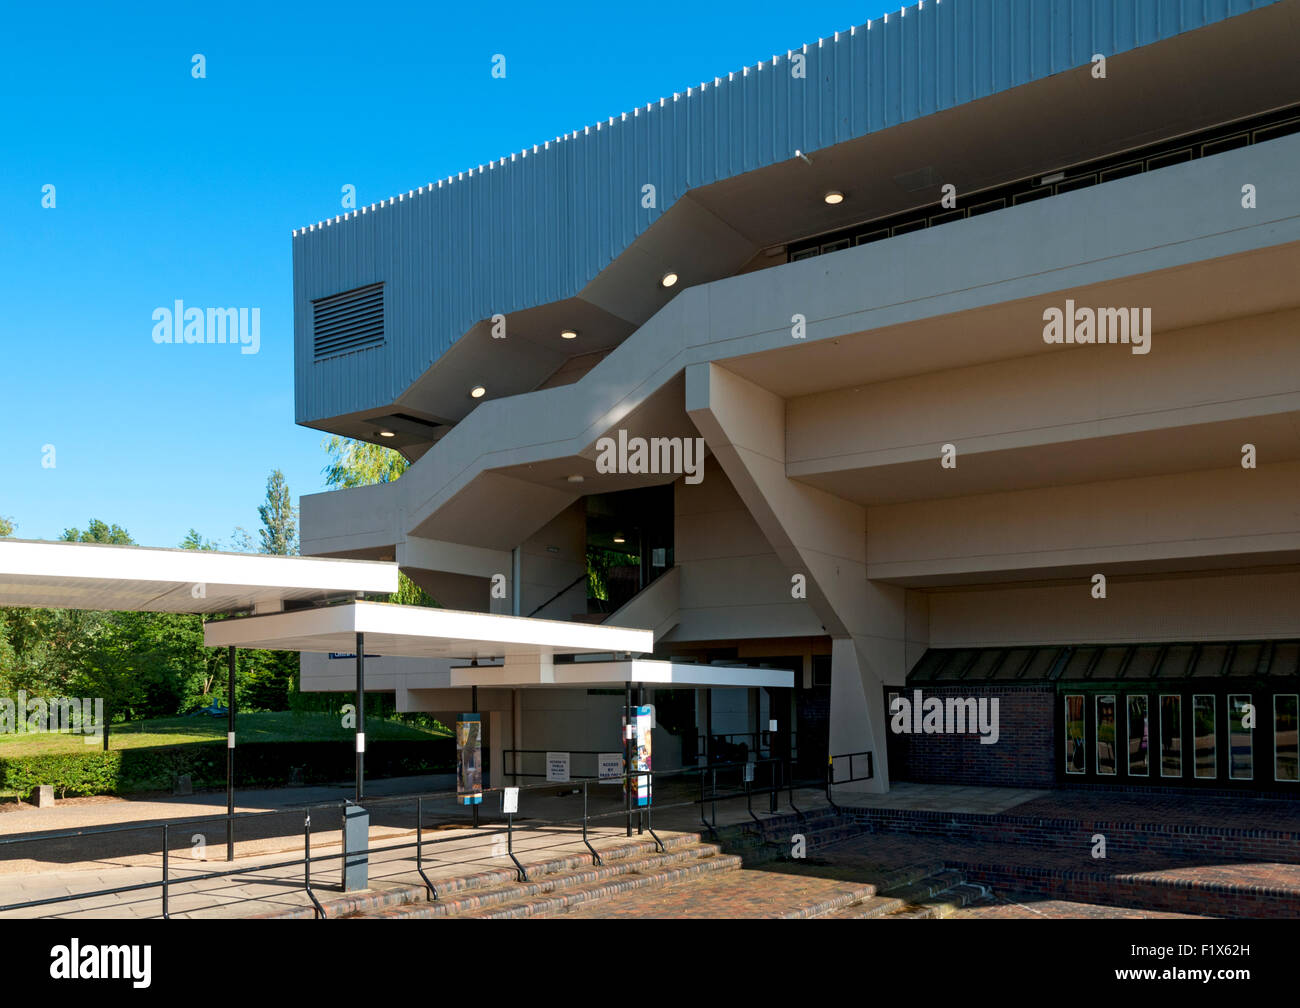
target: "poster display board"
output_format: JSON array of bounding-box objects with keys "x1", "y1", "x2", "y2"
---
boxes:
[
  {"x1": 456, "y1": 714, "x2": 482, "y2": 805},
  {"x1": 623, "y1": 704, "x2": 653, "y2": 807}
]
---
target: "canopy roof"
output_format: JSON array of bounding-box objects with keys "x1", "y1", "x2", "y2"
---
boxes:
[
  {"x1": 0, "y1": 538, "x2": 398, "y2": 614},
  {"x1": 447, "y1": 658, "x2": 793, "y2": 690},
  {"x1": 203, "y1": 600, "x2": 653, "y2": 661}
]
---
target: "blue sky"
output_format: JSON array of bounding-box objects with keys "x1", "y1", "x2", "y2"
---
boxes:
[{"x1": 0, "y1": 0, "x2": 890, "y2": 549}]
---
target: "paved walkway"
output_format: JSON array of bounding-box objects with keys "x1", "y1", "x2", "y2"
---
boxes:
[
  {"x1": 837, "y1": 781, "x2": 1048, "y2": 815},
  {"x1": 5, "y1": 780, "x2": 1289, "y2": 919},
  {"x1": 952, "y1": 892, "x2": 1209, "y2": 919},
  {"x1": 0, "y1": 776, "x2": 831, "y2": 919}
]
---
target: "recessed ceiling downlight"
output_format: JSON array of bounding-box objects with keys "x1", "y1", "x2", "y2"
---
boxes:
[
  {"x1": 378, "y1": 430, "x2": 395, "y2": 438},
  {"x1": 566, "y1": 474, "x2": 584, "y2": 484},
  {"x1": 823, "y1": 190, "x2": 845, "y2": 205},
  {"x1": 561, "y1": 329, "x2": 578, "y2": 340},
  {"x1": 660, "y1": 271, "x2": 679, "y2": 288},
  {"x1": 469, "y1": 385, "x2": 487, "y2": 399}
]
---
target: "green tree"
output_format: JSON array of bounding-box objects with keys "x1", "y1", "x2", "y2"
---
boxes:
[
  {"x1": 0, "y1": 516, "x2": 13, "y2": 537},
  {"x1": 320, "y1": 438, "x2": 435, "y2": 607},
  {"x1": 180, "y1": 528, "x2": 218, "y2": 551},
  {"x1": 257, "y1": 470, "x2": 298, "y2": 556},
  {"x1": 60, "y1": 520, "x2": 134, "y2": 545},
  {"x1": 322, "y1": 436, "x2": 408, "y2": 488}
]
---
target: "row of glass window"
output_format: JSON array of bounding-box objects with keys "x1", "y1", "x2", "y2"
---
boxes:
[{"x1": 1064, "y1": 694, "x2": 1299, "y2": 782}]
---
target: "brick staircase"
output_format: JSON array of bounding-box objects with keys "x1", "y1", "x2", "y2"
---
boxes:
[
  {"x1": 843, "y1": 796, "x2": 1300, "y2": 918},
  {"x1": 708, "y1": 808, "x2": 994, "y2": 919},
  {"x1": 261, "y1": 833, "x2": 737, "y2": 920},
  {"x1": 266, "y1": 807, "x2": 991, "y2": 919}
]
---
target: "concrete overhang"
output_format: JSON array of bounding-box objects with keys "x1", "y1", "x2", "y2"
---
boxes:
[
  {"x1": 297, "y1": 0, "x2": 1300, "y2": 438},
  {"x1": 0, "y1": 539, "x2": 397, "y2": 614},
  {"x1": 447, "y1": 658, "x2": 793, "y2": 690},
  {"x1": 203, "y1": 600, "x2": 653, "y2": 661},
  {"x1": 301, "y1": 132, "x2": 1300, "y2": 566}
]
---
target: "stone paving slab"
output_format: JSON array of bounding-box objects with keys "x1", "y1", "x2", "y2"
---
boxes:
[{"x1": 953, "y1": 892, "x2": 1211, "y2": 919}]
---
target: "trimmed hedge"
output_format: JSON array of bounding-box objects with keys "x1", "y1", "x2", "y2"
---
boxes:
[{"x1": 0, "y1": 739, "x2": 454, "y2": 798}]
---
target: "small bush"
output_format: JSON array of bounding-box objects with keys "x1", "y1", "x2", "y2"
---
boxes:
[{"x1": 0, "y1": 738, "x2": 454, "y2": 798}]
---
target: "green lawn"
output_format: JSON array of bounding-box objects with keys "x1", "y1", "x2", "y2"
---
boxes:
[{"x1": 0, "y1": 710, "x2": 450, "y2": 757}]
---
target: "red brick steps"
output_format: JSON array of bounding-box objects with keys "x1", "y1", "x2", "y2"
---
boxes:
[{"x1": 346, "y1": 838, "x2": 740, "y2": 919}]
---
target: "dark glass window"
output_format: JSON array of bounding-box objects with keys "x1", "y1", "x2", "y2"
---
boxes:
[
  {"x1": 1276, "y1": 695, "x2": 1298, "y2": 783},
  {"x1": 1194, "y1": 695, "x2": 1216, "y2": 779},
  {"x1": 1127, "y1": 695, "x2": 1150, "y2": 776},
  {"x1": 1160, "y1": 695, "x2": 1182, "y2": 777},
  {"x1": 1229, "y1": 694, "x2": 1253, "y2": 780},
  {"x1": 1065, "y1": 695, "x2": 1086, "y2": 775},
  {"x1": 1096, "y1": 695, "x2": 1117, "y2": 775}
]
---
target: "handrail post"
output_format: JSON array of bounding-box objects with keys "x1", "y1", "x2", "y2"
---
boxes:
[
  {"x1": 304, "y1": 811, "x2": 325, "y2": 918},
  {"x1": 416, "y1": 796, "x2": 437, "y2": 901},
  {"x1": 506, "y1": 811, "x2": 528, "y2": 882},
  {"x1": 787, "y1": 758, "x2": 803, "y2": 819},
  {"x1": 581, "y1": 779, "x2": 602, "y2": 866},
  {"x1": 161, "y1": 823, "x2": 169, "y2": 919}
]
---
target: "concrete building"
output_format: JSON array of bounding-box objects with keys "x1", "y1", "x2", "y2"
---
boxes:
[{"x1": 289, "y1": 0, "x2": 1300, "y2": 795}]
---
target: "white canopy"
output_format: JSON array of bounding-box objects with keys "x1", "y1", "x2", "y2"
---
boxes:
[
  {"x1": 448, "y1": 658, "x2": 794, "y2": 689},
  {"x1": 0, "y1": 538, "x2": 397, "y2": 614},
  {"x1": 203, "y1": 600, "x2": 653, "y2": 661}
]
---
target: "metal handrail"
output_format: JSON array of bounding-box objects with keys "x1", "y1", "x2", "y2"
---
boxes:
[{"x1": 0, "y1": 757, "x2": 831, "y2": 919}]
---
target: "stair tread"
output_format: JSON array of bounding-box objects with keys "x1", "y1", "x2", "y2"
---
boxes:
[{"x1": 352, "y1": 844, "x2": 733, "y2": 918}]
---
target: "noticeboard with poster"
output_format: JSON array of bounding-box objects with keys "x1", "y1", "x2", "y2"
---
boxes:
[
  {"x1": 456, "y1": 714, "x2": 482, "y2": 805},
  {"x1": 622, "y1": 704, "x2": 653, "y2": 807}
]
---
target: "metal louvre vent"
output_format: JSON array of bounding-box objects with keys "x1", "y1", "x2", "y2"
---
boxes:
[{"x1": 312, "y1": 282, "x2": 384, "y2": 360}]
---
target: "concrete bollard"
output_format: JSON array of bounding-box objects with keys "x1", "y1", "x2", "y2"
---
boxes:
[{"x1": 31, "y1": 785, "x2": 55, "y2": 808}]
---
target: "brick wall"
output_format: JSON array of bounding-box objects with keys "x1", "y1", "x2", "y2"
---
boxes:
[{"x1": 884, "y1": 684, "x2": 1056, "y2": 788}]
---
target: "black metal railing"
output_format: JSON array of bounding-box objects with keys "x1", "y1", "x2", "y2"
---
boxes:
[
  {"x1": 696, "y1": 730, "x2": 798, "y2": 764},
  {"x1": 825, "y1": 750, "x2": 874, "y2": 812},
  {"x1": 0, "y1": 754, "x2": 850, "y2": 920}
]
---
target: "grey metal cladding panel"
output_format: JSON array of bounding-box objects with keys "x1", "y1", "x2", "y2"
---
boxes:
[{"x1": 292, "y1": 0, "x2": 1281, "y2": 423}]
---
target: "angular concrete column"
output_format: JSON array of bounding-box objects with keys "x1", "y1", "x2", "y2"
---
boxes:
[{"x1": 687, "y1": 362, "x2": 901, "y2": 794}]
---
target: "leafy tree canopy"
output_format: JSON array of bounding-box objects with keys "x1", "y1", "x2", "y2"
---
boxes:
[
  {"x1": 321, "y1": 438, "x2": 435, "y2": 607},
  {"x1": 180, "y1": 528, "x2": 218, "y2": 551},
  {"x1": 60, "y1": 519, "x2": 134, "y2": 545},
  {"x1": 322, "y1": 436, "x2": 408, "y2": 489}
]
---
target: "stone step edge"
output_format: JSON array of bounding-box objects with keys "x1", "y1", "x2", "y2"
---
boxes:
[
  {"x1": 952, "y1": 859, "x2": 1300, "y2": 901},
  {"x1": 251, "y1": 831, "x2": 704, "y2": 919},
  {"x1": 844, "y1": 805, "x2": 1300, "y2": 844},
  {"x1": 786, "y1": 860, "x2": 948, "y2": 919},
  {"x1": 352, "y1": 843, "x2": 730, "y2": 919},
  {"x1": 886, "y1": 881, "x2": 995, "y2": 919},
  {"x1": 736, "y1": 827, "x2": 871, "y2": 866},
  {"x1": 379, "y1": 853, "x2": 746, "y2": 920}
]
